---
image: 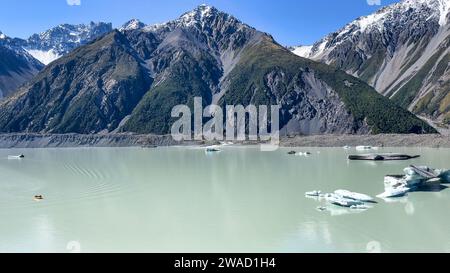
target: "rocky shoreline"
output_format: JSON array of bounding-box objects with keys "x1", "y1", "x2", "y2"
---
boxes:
[
  {"x1": 0, "y1": 133, "x2": 184, "y2": 148},
  {"x1": 280, "y1": 134, "x2": 450, "y2": 148},
  {"x1": 0, "y1": 133, "x2": 449, "y2": 149}
]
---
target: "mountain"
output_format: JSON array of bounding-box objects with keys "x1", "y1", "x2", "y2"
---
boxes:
[
  {"x1": 0, "y1": 5, "x2": 435, "y2": 135},
  {"x1": 22, "y1": 22, "x2": 113, "y2": 65},
  {"x1": 0, "y1": 31, "x2": 44, "y2": 98},
  {"x1": 0, "y1": 22, "x2": 112, "y2": 98},
  {"x1": 292, "y1": 0, "x2": 450, "y2": 125},
  {"x1": 119, "y1": 19, "x2": 146, "y2": 32}
]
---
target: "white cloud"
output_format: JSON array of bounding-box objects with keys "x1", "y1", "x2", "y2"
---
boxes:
[
  {"x1": 67, "y1": 0, "x2": 81, "y2": 6},
  {"x1": 367, "y1": 0, "x2": 381, "y2": 5}
]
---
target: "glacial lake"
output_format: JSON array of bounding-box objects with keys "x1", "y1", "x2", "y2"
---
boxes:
[{"x1": 0, "y1": 146, "x2": 449, "y2": 253}]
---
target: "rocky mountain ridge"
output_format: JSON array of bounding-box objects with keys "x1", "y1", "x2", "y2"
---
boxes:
[
  {"x1": 292, "y1": 0, "x2": 450, "y2": 125},
  {"x1": 0, "y1": 5, "x2": 435, "y2": 135}
]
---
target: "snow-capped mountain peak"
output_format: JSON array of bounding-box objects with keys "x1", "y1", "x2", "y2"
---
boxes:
[
  {"x1": 27, "y1": 22, "x2": 112, "y2": 50},
  {"x1": 119, "y1": 19, "x2": 146, "y2": 31},
  {"x1": 0, "y1": 31, "x2": 6, "y2": 40},
  {"x1": 24, "y1": 22, "x2": 113, "y2": 64},
  {"x1": 356, "y1": 9, "x2": 389, "y2": 32},
  {"x1": 397, "y1": 0, "x2": 450, "y2": 25},
  {"x1": 293, "y1": 0, "x2": 450, "y2": 60},
  {"x1": 143, "y1": 4, "x2": 240, "y2": 32},
  {"x1": 179, "y1": 4, "x2": 217, "y2": 25},
  {"x1": 351, "y1": 0, "x2": 450, "y2": 31},
  {"x1": 291, "y1": 0, "x2": 450, "y2": 124}
]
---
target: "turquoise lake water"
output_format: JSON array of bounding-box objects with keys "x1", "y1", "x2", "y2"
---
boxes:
[{"x1": 0, "y1": 146, "x2": 449, "y2": 253}]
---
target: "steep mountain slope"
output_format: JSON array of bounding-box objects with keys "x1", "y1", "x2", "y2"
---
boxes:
[
  {"x1": 0, "y1": 31, "x2": 151, "y2": 133},
  {"x1": 0, "y1": 31, "x2": 44, "y2": 98},
  {"x1": 223, "y1": 36, "x2": 434, "y2": 134},
  {"x1": 292, "y1": 0, "x2": 450, "y2": 125},
  {"x1": 121, "y1": 5, "x2": 263, "y2": 133},
  {"x1": 0, "y1": 5, "x2": 435, "y2": 135},
  {"x1": 0, "y1": 22, "x2": 112, "y2": 98}
]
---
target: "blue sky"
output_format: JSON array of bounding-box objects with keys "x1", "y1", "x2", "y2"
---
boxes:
[{"x1": 0, "y1": 0, "x2": 400, "y2": 45}]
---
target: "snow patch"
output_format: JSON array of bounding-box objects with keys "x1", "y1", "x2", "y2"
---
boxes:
[
  {"x1": 399, "y1": 0, "x2": 450, "y2": 26},
  {"x1": 120, "y1": 19, "x2": 145, "y2": 31},
  {"x1": 199, "y1": 4, "x2": 213, "y2": 17},
  {"x1": 25, "y1": 49, "x2": 61, "y2": 65},
  {"x1": 146, "y1": 4, "x2": 217, "y2": 31},
  {"x1": 438, "y1": 0, "x2": 450, "y2": 26},
  {"x1": 316, "y1": 40, "x2": 328, "y2": 55},
  {"x1": 292, "y1": 45, "x2": 313, "y2": 58},
  {"x1": 357, "y1": 11, "x2": 388, "y2": 32},
  {"x1": 143, "y1": 23, "x2": 166, "y2": 32}
]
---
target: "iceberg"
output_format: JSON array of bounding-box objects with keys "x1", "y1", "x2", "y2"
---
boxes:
[
  {"x1": 334, "y1": 189, "x2": 374, "y2": 202},
  {"x1": 305, "y1": 190, "x2": 322, "y2": 197},
  {"x1": 377, "y1": 187, "x2": 410, "y2": 198},
  {"x1": 324, "y1": 194, "x2": 365, "y2": 208}
]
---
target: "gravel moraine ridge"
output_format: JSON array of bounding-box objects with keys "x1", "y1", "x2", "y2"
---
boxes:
[{"x1": 0, "y1": 133, "x2": 449, "y2": 148}]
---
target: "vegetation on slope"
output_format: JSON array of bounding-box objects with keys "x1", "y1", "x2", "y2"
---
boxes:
[
  {"x1": 0, "y1": 31, "x2": 152, "y2": 134},
  {"x1": 222, "y1": 38, "x2": 436, "y2": 134},
  {"x1": 122, "y1": 50, "x2": 219, "y2": 134}
]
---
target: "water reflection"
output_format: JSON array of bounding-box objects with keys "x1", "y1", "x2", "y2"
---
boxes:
[{"x1": 320, "y1": 205, "x2": 368, "y2": 216}]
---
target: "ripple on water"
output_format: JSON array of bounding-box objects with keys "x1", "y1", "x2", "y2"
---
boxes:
[
  {"x1": 60, "y1": 162, "x2": 132, "y2": 202},
  {"x1": 63, "y1": 162, "x2": 108, "y2": 181},
  {"x1": 0, "y1": 161, "x2": 135, "y2": 211}
]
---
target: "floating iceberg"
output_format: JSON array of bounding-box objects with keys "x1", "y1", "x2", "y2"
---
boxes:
[
  {"x1": 205, "y1": 146, "x2": 221, "y2": 153},
  {"x1": 296, "y1": 152, "x2": 312, "y2": 156},
  {"x1": 383, "y1": 165, "x2": 449, "y2": 192},
  {"x1": 437, "y1": 169, "x2": 450, "y2": 183},
  {"x1": 377, "y1": 187, "x2": 410, "y2": 198},
  {"x1": 356, "y1": 146, "x2": 377, "y2": 151},
  {"x1": 305, "y1": 190, "x2": 322, "y2": 197},
  {"x1": 324, "y1": 193, "x2": 365, "y2": 208},
  {"x1": 379, "y1": 165, "x2": 450, "y2": 199},
  {"x1": 306, "y1": 190, "x2": 374, "y2": 209},
  {"x1": 334, "y1": 189, "x2": 374, "y2": 202}
]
